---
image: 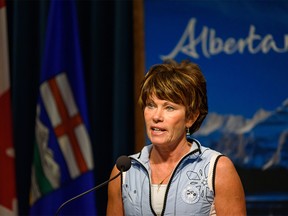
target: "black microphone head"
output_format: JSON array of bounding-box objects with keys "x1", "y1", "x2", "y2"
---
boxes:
[{"x1": 116, "y1": 155, "x2": 131, "y2": 172}]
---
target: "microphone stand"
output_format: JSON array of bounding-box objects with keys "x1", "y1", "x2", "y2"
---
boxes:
[{"x1": 55, "y1": 170, "x2": 122, "y2": 216}]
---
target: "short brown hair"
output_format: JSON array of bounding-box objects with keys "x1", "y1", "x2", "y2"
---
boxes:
[{"x1": 138, "y1": 59, "x2": 208, "y2": 134}]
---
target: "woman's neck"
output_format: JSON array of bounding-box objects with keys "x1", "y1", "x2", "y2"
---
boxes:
[{"x1": 150, "y1": 139, "x2": 191, "y2": 164}]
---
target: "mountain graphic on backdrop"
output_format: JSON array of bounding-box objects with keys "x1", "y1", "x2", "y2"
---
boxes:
[{"x1": 194, "y1": 98, "x2": 288, "y2": 170}]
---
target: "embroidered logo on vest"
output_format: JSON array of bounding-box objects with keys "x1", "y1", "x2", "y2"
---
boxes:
[
  {"x1": 181, "y1": 162, "x2": 214, "y2": 204},
  {"x1": 181, "y1": 184, "x2": 200, "y2": 204}
]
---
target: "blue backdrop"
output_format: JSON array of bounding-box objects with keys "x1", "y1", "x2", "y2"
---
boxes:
[
  {"x1": 144, "y1": 0, "x2": 288, "y2": 214},
  {"x1": 144, "y1": 0, "x2": 288, "y2": 168}
]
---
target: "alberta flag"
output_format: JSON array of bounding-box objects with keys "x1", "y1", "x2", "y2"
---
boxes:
[{"x1": 29, "y1": 0, "x2": 97, "y2": 215}]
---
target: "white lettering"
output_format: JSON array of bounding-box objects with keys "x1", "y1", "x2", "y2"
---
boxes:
[{"x1": 160, "y1": 18, "x2": 288, "y2": 59}]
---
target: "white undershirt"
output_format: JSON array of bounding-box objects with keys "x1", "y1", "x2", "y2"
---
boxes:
[{"x1": 151, "y1": 184, "x2": 167, "y2": 215}]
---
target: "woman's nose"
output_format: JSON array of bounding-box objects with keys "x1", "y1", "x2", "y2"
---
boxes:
[{"x1": 152, "y1": 108, "x2": 164, "y2": 123}]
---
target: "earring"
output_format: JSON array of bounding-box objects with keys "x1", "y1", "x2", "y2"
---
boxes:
[{"x1": 186, "y1": 127, "x2": 190, "y2": 136}]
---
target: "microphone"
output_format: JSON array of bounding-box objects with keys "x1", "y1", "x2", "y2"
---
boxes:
[
  {"x1": 116, "y1": 155, "x2": 131, "y2": 172},
  {"x1": 55, "y1": 155, "x2": 131, "y2": 216}
]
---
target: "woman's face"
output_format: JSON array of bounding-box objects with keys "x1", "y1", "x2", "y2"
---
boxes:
[{"x1": 144, "y1": 94, "x2": 194, "y2": 147}]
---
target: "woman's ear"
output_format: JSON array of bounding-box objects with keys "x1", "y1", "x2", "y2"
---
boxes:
[{"x1": 186, "y1": 110, "x2": 199, "y2": 128}]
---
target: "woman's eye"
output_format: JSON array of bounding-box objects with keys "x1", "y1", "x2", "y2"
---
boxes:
[
  {"x1": 146, "y1": 103, "x2": 155, "y2": 108},
  {"x1": 166, "y1": 106, "x2": 175, "y2": 111}
]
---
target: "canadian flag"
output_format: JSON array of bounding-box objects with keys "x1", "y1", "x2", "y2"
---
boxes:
[{"x1": 0, "y1": 0, "x2": 18, "y2": 215}]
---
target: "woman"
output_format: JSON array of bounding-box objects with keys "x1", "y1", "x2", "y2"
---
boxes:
[{"x1": 107, "y1": 59, "x2": 246, "y2": 215}]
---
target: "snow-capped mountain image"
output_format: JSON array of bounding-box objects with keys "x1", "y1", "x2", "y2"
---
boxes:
[{"x1": 193, "y1": 98, "x2": 288, "y2": 170}]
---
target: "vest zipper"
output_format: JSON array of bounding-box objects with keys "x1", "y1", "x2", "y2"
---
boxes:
[{"x1": 160, "y1": 144, "x2": 201, "y2": 216}]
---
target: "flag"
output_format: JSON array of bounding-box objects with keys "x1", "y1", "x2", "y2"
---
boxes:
[
  {"x1": 29, "y1": 0, "x2": 97, "y2": 215},
  {"x1": 0, "y1": 0, "x2": 18, "y2": 215}
]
